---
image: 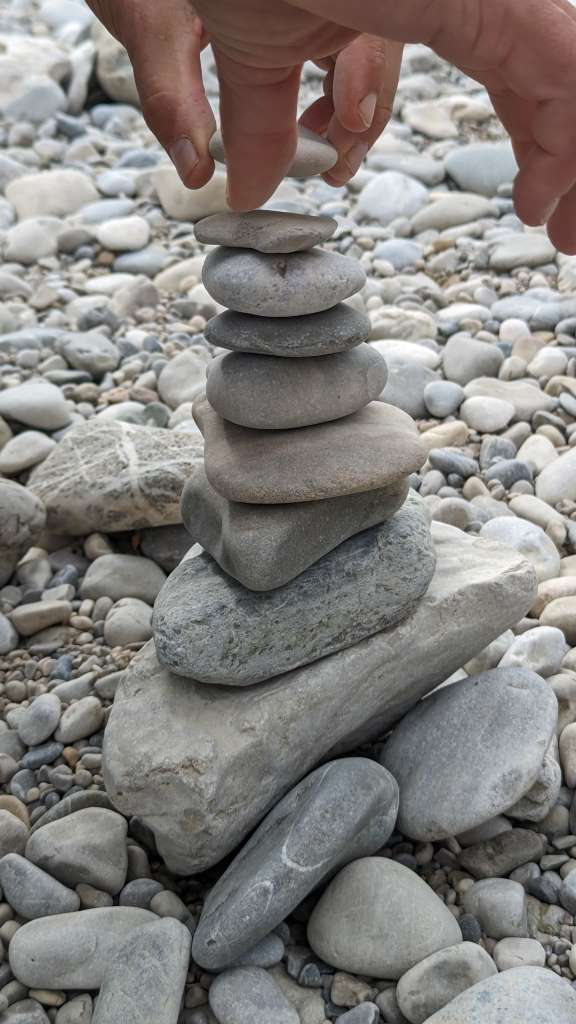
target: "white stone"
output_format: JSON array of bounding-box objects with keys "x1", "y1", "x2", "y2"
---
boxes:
[
  {"x1": 480, "y1": 517, "x2": 561, "y2": 581},
  {"x1": 6, "y1": 170, "x2": 98, "y2": 220},
  {"x1": 461, "y1": 396, "x2": 515, "y2": 432},
  {"x1": 499, "y1": 626, "x2": 569, "y2": 678},
  {"x1": 536, "y1": 449, "x2": 576, "y2": 506},
  {"x1": 97, "y1": 216, "x2": 150, "y2": 252},
  {"x1": 356, "y1": 171, "x2": 428, "y2": 226},
  {"x1": 153, "y1": 166, "x2": 228, "y2": 221}
]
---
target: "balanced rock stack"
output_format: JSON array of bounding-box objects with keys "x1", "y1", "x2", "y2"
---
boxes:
[{"x1": 151, "y1": 208, "x2": 436, "y2": 686}]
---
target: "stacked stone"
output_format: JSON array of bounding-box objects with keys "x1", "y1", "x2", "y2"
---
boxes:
[{"x1": 152, "y1": 206, "x2": 437, "y2": 686}]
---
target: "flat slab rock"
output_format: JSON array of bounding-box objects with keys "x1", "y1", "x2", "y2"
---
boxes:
[
  {"x1": 209, "y1": 125, "x2": 337, "y2": 178},
  {"x1": 205, "y1": 304, "x2": 371, "y2": 358},
  {"x1": 28, "y1": 420, "x2": 204, "y2": 534},
  {"x1": 181, "y1": 467, "x2": 408, "y2": 591},
  {"x1": 424, "y1": 966, "x2": 576, "y2": 1023},
  {"x1": 192, "y1": 758, "x2": 399, "y2": 970},
  {"x1": 205, "y1": 345, "x2": 387, "y2": 430},
  {"x1": 202, "y1": 247, "x2": 365, "y2": 317},
  {"x1": 103, "y1": 523, "x2": 537, "y2": 873},
  {"x1": 195, "y1": 210, "x2": 336, "y2": 253},
  {"x1": 154, "y1": 490, "x2": 435, "y2": 685},
  {"x1": 194, "y1": 396, "x2": 426, "y2": 503},
  {"x1": 381, "y1": 667, "x2": 558, "y2": 841}
]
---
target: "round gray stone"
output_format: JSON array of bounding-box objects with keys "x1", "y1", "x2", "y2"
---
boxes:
[
  {"x1": 208, "y1": 967, "x2": 299, "y2": 1024},
  {"x1": 205, "y1": 304, "x2": 371, "y2": 358},
  {"x1": 206, "y1": 345, "x2": 387, "y2": 430},
  {"x1": 424, "y1": 380, "x2": 465, "y2": 418},
  {"x1": 307, "y1": 857, "x2": 462, "y2": 978},
  {"x1": 424, "y1": 967, "x2": 576, "y2": 1024},
  {"x1": 0, "y1": 853, "x2": 80, "y2": 919},
  {"x1": 154, "y1": 490, "x2": 436, "y2": 685},
  {"x1": 17, "y1": 693, "x2": 62, "y2": 747},
  {"x1": 209, "y1": 125, "x2": 337, "y2": 178},
  {"x1": 58, "y1": 333, "x2": 120, "y2": 379},
  {"x1": 25, "y1": 808, "x2": 128, "y2": 894},
  {"x1": 202, "y1": 247, "x2": 365, "y2": 317},
  {"x1": 380, "y1": 667, "x2": 557, "y2": 841},
  {"x1": 195, "y1": 211, "x2": 336, "y2": 253},
  {"x1": 396, "y1": 943, "x2": 497, "y2": 1024},
  {"x1": 192, "y1": 758, "x2": 399, "y2": 970},
  {"x1": 463, "y1": 879, "x2": 528, "y2": 939}
]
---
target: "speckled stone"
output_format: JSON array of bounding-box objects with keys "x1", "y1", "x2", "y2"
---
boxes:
[
  {"x1": 192, "y1": 759, "x2": 399, "y2": 969},
  {"x1": 154, "y1": 490, "x2": 435, "y2": 685}
]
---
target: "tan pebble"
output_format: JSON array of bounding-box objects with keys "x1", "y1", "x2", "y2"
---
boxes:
[
  {"x1": 0, "y1": 920, "x2": 21, "y2": 942},
  {"x1": 560, "y1": 555, "x2": 576, "y2": 577},
  {"x1": 63, "y1": 747, "x2": 80, "y2": 768},
  {"x1": 29, "y1": 989, "x2": 66, "y2": 1007},
  {"x1": 0, "y1": 796, "x2": 29, "y2": 827}
]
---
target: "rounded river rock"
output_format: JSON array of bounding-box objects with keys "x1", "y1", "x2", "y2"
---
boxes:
[
  {"x1": 195, "y1": 210, "x2": 336, "y2": 253},
  {"x1": 205, "y1": 304, "x2": 371, "y2": 358}
]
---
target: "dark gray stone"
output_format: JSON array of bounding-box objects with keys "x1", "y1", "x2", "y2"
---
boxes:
[
  {"x1": 458, "y1": 830, "x2": 545, "y2": 879},
  {"x1": 118, "y1": 879, "x2": 164, "y2": 909},
  {"x1": 429, "y1": 449, "x2": 479, "y2": 479},
  {"x1": 192, "y1": 758, "x2": 399, "y2": 970},
  {"x1": 484, "y1": 459, "x2": 533, "y2": 488},
  {"x1": 154, "y1": 491, "x2": 436, "y2": 685},
  {"x1": 0, "y1": 854, "x2": 80, "y2": 919},
  {"x1": 202, "y1": 247, "x2": 365, "y2": 317},
  {"x1": 181, "y1": 467, "x2": 408, "y2": 591},
  {"x1": 205, "y1": 345, "x2": 387, "y2": 430},
  {"x1": 381, "y1": 668, "x2": 558, "y2": 841},
  {"x1": 26, "y1": 808, "x2": 128, "y2": 894},
  {"x1": 140, "y1": 525, "x2": 192, "y2": 573},
  {"x1": 92, "y1": 919, "x2": 191, "y2": 1024},
  {"x1": 205, "y1": 304, "x2": 371, "y2": 358}
]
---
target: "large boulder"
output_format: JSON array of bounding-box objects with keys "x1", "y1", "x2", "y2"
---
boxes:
[
  {"x1": 29, "y1": 421, "x2": 203, "y2": 534},
  {"x1": 103, "y1": 524, "x2": 537, "y2": 873}
]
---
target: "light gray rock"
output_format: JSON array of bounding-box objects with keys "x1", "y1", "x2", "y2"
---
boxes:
[
  {"x1": 499, "y1": 625, "x2": 568, "y2": 677},
  {"x1": 103, "y1": 523, "x2": 537, "y2": 873},
  {"x1": 202, "y1": 247, "x2": 365, "y2": 317},
  {"x1": 195, "y1": 211, "x2": 336, "y2": 253},
  {"x1": 536, "y1": 449, "x2": 576, "y2": 506},
  {"x1": 92, "y1": 920, "x2": 191, "y2": 1024},
  {"x1": 104, "y1": 598, "x2": 153, "y2": 646},
  {"x1": 424, "y1": 967, "x2": 576, "y2": 1024},
  {"x1": 26, "y1": 808, "x2": 128, "y2": 894},
  {"x1": 307, "y1": 857, "x2": 462, "y2": 978},
  {"x1": 480, "y1": 517, "x2": 561, "y2": 581},
  {"x1": 463, "y1": 377, "x2": 556, "y2": 420},
  {"x1": 458, "y1": 829, "x2": 545, "y2": 879},
  {"x1": 396, "y1": 943, "x2": 497, "y2": 1024},
  {"x1": 6, "y1": 170, "x2": 98, "y2": 219},
  {"x1": 506, "y1": 739, "x2": 562, "y2": 821},
  {"x1": 29, "y1": 421, "x2": 203, "y2": 534},
  {"x1": 9, "y1": 908, "x2": 156, "y2": 989},
  {"x1": 378, "y1": 357, "x2": 438, "y2": 418},
  {"x1": 194, "y1": 396, "x2": 425, "y2": 503},
  {"x1": 445, "y1": 141, "x2": 517, "y2": 196},
  {"x1": 0, "y1": 854, "x2": 80, "y2": 919},
  {"x1": 181, "y1": 467, "x2": 407, "y2": 591},
  {"x1": 442, "y1": 336, "x2": 504, "y2": 385},
  {"x1": 461, "y1": 396, "x2": 515, "y2": 432},
  {"x1": 493, "y1": 938, "x2": 546, "y2": 971},
  {"x1": 81, "y1": 554, "x2": 166, "y2": 603},
  {"x1": 0, "y1": 380, "x2": 71, "y2": 430},
  {"x1": 209, "y1": 125, "x2": 337, "y2": 178},
  {"x1": 380, "y1": 667, "x2": 557, "y2": 841},
  {"x1": 490, "y1": 233, "x2": 556, "y2": 271},
  {"x1": 0, "y1": 431, "x2": 56, "y2": 475},
  {"x1": 4, "y1": 216, "x2": 62, "y2": 263},
  {"x1": 205, "y1": 304, "x2": 371, "y2": 358},
  {"x1": 209, "y1": 967, "x2": 300, "y2": 1024},
  {"x1": 58, "y1": 333, "x2": 120, "y2": 379},
  {"x1": 193, "y1": 758, "x2": 399, "y2": 969},
  {"x1": 17, "y1": 693, "x2": 61, "y2": 747},
  {"x1": 411, "y1": 193, "x2": 497, "y2": 232},
  {"x1": 424, "y1": 381, "x2": 465, "y2": 418},
  {"x1": 55, "y1": 995, "x2": 93, "y2": 1024},
  {"x1": 463, "y1": 879, "x2": 528, "y2": 939},
  {"x1": 97, "y1": 215, "x2": 150, "y2": 252},
  {"x1": 356, "y1": 171, "x2": 428, "y2": 225},
  {"x1": 0, "y1": 481, "x2": 46, "y2": 586},
  {"x1": 55, "y1": 697, "x2": 104, "y2": 744},
  {"x1": 93, "y1": 21, "x2": 139, "y2": 104},
  {"x1": 154, "y1": 491, "x2": 436, "y2": 685},
  {"x1": 157, "y1": 348, "x2": 210, "y2": 409},
  {"x1": 153, "y1": 166, "x2": 228, "y2": 221},
  {"x1": 0, "y1": 612, "x2": 18, "y2": 654},
  {"x1": 206, "y1": 346, "x2": 387, "y2": 429}
]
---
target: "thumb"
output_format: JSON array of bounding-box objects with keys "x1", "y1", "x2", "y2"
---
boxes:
[
  {"x1": 213, "y1": 49, "x2": 301, "y2": 210},
  {"x1": 118, "y1": 3, "x2": 217, "y2": 188}
]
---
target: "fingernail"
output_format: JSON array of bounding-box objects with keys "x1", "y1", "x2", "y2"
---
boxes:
[
  {"x1": 169, "y1": 138, "x2": 199, "y2": 184},
  {"x1": 346, "y1": 142, "x2": 370, "y2": 177},
  {"x1": 358, "y1": 92, "x2": 378, "y2": 128},
  {"x1": 536, "y1": 199, "x2": 559, "y2": 225}
]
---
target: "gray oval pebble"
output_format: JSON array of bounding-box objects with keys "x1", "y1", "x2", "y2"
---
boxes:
[{"x1": 195, "y1": 210, "x2": 336, "y2": 253}]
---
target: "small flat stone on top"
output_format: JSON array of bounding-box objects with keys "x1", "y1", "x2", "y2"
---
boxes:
[
  {"x1": 206, "y1": 346, "x2": 387, "y2": 430},
  {"x1": 193, "y1": 395, "x2": 426, "y2": 503},
  {"x1": 195, "y1": 210, "x2": 336, "y2": 253},
  {"x1": 205, "y1": 304, "x2": 371, "y2": 358},
  {"x1": 202, "y1": 247, "x2": 366, "y2": 317},
  {"x1": 209, "y1": 125, "x2": 338, "y2": 178}
]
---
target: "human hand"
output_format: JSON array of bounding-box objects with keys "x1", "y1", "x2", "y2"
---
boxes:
[{"x1": 86, "y1": 0, "x2": 403, "y2": 209}]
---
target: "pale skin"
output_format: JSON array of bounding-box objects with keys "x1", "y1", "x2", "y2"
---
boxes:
[{"x1": 87, "y1": 0, "x2": 576, "y2": 253}]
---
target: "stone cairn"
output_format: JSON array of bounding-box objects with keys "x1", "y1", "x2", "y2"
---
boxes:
[{"x1": 152, "y1": 147, "x2": 437, "y2": 690}]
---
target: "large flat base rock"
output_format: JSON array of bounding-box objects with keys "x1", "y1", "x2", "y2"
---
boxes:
[{"x1": 103, "y1": 524, "x2": 537, "y2": 874}]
